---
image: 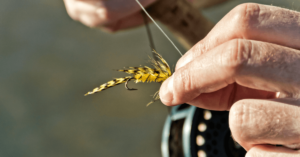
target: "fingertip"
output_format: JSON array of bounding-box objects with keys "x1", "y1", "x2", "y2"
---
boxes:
[{"x1": 160, "y1": 76, "x2": 174, "y2": 106}]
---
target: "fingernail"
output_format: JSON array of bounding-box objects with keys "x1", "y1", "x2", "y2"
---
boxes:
[{"x1": 160, "y1": 76, "x2": 174, "y2": 105}]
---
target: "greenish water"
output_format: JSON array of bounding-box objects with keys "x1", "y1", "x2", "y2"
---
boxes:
[{"x1": 0, "y1": 0, "x2": 299, "y2": 157}]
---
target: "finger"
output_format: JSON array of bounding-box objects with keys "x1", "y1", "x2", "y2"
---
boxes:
[
  {"x1": 68, "y1": 1, "x2": 103, "y2": 27},
  {"x1": 176, "y1": 3, "x2": 300, "y2": 70},
  {"x1": 229, "y1": 98, "x2": 300, "y2": 151},
  {"x1": 185, "y1": 84, "x2": 275, "y2": 111},
  {"x1": 160, "y1": 39, "x2": 300, "y2": 106},
  {"x1": 64, "y1": 0, "x2": 156, "y2": 27},
  {"x1": 247, "y1": 145, "x2": 300, "y2": 157}
]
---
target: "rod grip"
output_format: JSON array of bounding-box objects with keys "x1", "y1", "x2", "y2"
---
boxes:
[{"x1": 147, "y1": 0, "x2": 218, "y2": 48}]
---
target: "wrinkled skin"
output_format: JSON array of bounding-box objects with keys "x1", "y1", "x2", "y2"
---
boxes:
[
  {"x1": 64, "y1": 1, "x2": 300, "y2": 156},
  {"x1": 159, "y1": 3, "x2": 300, "y2": 156}
]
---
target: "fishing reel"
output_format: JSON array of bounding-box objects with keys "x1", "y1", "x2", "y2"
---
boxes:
[
  {"x1": 161, "y1": 104, "x2": 246, "y2": 157},
  {"x1": 141, "y1": 0, "x2": 246, "y2": 156}
]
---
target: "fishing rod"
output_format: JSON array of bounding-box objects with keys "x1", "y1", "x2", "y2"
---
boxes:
[{"x1": 137, "y1": 0, "x2": 246, "y2": 157}]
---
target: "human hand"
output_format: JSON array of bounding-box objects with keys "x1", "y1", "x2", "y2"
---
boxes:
[
  {"x1": 63, "y1": 0, "x2": 156, "y2": 32},
  {"x1": 160, "y1": 3, "x2": 300, "y2": 156}
]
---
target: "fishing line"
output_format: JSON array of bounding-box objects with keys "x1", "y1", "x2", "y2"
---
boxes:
[
  {"x1": 142, "y1": 11, "x2": 156, "y2": 51},
  {"x1": 142, "y1": 11, "x2": 168, "y2": 76},
  {"x1": 136, "y1": 0, "x2": 183, "y2": 56},
  {"x1": 140, "y1": 2, "x2": 173, "y2": 114}
]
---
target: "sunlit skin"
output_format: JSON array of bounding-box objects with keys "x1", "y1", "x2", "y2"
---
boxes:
[
  {"x1": 63, "y1": 0, "x2": 156, "y2": 31},
  {"x1": 65, "y1": 1, "x2": 300, "y2": 156},
  {"x1": 159, "y1": 3, "x2": 300, "y2": 156}
]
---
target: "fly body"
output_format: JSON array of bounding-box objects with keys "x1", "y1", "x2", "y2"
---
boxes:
[{"x1": 84, "y1": 50, "x2": 172, "y2": 106}]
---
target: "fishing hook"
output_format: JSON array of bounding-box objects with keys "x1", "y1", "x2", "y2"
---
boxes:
[{"x1": 125, "y1": 77, "x2": 137, "y2": 91}]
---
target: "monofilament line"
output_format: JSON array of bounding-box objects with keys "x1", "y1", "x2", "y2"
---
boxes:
[{"x1": 136, "y1": 0, "x2": 183, "y2": 56}]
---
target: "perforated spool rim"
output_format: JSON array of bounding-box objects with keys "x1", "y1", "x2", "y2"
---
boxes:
[{"x1": 161, "y1": 104, "x2": 246, "y2": 157}]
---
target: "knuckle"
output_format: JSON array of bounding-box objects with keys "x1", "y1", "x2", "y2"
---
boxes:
[
  {"x1": 176, "y1": 68, "x2": 192, "y2": 92},
  {"x1": 172, "y1": 68, "x2": 194, "y2": 102},
  {"x1": 79, "y1": 11, "x2": 111, "y2": 28},
  {"x1": 229, "y1": 3, "x2": 261, "y2": 36},
  {"x1": 64, "y1": 0, "x2": 117, "y2": 27},
  {"x1": 70, "y1": 8, "x2": 115, "y2": 27},
  {"x1": 96, "y1": 8, "x2": 117, "y2": 24},
  {"x1": 190, "y1": 40, "x2": 209, "y2": 60},
  {"x1": 220, "y1": 39, "x2": 253, "y2": 72},
  {"x1": 173, "y1": 66, "x2": 204, "y2": 104},
  {"x1": 230, "y1": 100, "x2": 271, "y2": 145},
  {"x1": 85, "y1": 9, "x2": 115, "y2": 28}
]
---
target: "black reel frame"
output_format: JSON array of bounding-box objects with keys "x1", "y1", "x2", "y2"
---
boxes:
[{"x1": 161, "y1": 104, "x2": 246, "y2": 157}]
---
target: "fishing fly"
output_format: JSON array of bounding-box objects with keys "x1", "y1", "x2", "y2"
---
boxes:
[
  {"x1": 84, "y1": 0, "x2": 182, "y2": 106},
  {"x1": 84, "y1": 50, "x2": 172, "y2": 106}
]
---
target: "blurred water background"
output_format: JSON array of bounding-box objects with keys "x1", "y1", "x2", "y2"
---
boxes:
[{"x1": 1, "y1": 0, "x2": 299, "y2": 157}]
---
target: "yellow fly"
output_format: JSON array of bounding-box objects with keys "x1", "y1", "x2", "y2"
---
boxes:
[{"x1": 84, "y1": 49, "x2": 172, "y2": 106}]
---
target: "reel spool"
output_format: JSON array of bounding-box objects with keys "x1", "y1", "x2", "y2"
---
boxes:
[{"x1": 161, "y1": 104, "x2": 246, "y2": 157}]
